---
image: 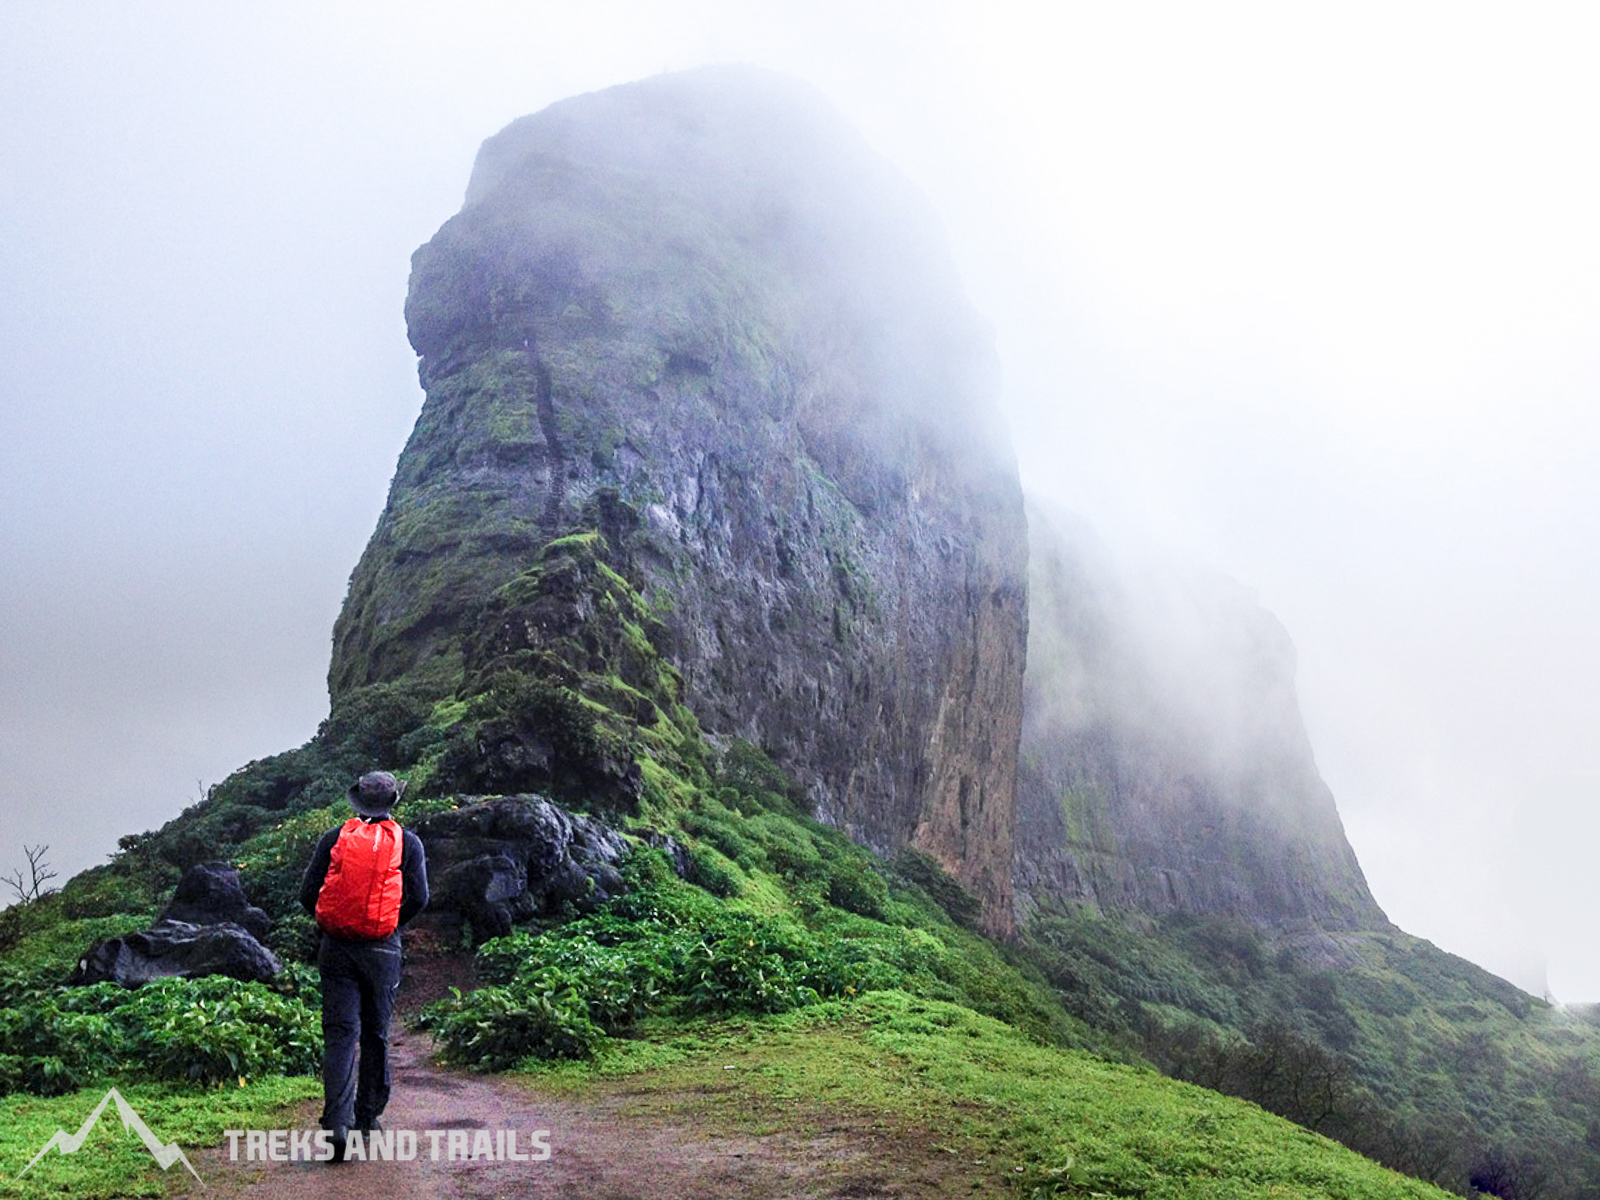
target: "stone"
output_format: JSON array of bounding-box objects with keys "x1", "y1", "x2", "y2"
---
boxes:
[
  {"x1": 70, "y1": 920, "x2": 282, "y2": 987},
  {"x1": 157, "y1": 861, "x2": 271, "y2": 939},
  {"x1": 414, "y1": 794, "x2": 632, "y2": 942},
  {"x1": 68, "y1": 861, "x2": 282, "y2": 987}
]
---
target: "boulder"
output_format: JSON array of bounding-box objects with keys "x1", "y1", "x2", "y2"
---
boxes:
[
  {"x1": 71, "y1": 920, "x2": 282, "y2": 987},
  {"x1": 157, "y1": 861, "x2": 272, "y2": 939},
  {"x1": 414, "y1": 794, "x2": 632, "y2": 942},
  {"x1": 70, "y1": 861, "x2": 281, "y2": 987}
]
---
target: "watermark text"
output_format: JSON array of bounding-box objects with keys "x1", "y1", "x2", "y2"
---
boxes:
[{"x1": 223, "y1": 1128, "x2": 552, "y2": 1163}]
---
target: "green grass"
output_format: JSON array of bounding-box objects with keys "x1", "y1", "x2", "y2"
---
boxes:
[
  {"x1": 517, "y1": 991, "x2": 1453, "y2": 1199},
  {"x1": 0, "y1": 1075, "x2": 319, "y2": 1199}
]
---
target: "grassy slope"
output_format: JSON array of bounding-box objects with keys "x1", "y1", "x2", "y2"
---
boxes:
[
  {"x1": 524, "y1": 993, "x2": 1454, "y2": 1200},
  {"x1": 1025, "y1": 900, "x2": 1600, "y2": 1184}
]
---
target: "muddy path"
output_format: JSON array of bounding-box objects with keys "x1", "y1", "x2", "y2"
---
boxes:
[{"x1": 178, "y1": 948, "x2": 998, "y2": 1200}]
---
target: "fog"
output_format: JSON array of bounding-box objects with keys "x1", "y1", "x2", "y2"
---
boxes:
[{"x1": 3, "y1": 2, "x2": 1597, "y2": 998}]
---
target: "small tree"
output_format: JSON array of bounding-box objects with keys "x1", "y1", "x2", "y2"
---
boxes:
[
  {"x1": 3, "y1": 843, "x2": 58, "y2": 904},
  {"x1": 1470, "y1": 1147, "x2": 1554, "y2": 1200}
]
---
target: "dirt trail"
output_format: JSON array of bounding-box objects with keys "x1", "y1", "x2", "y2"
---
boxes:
[{"x1": 178, "y1": 952, "x2": 991, "y2": 1200}]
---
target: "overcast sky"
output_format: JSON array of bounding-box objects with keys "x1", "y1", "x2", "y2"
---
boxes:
[{"x1": 3, "y1": 1, "x2": 1597, "y2": 999}]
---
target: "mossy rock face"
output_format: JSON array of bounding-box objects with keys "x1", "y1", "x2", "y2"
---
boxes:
[{"x1": 328, "y1": 67, "x2": 1029, "y2": 932}]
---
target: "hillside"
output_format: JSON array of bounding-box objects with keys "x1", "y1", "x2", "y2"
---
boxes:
[{"x1": 3, "y1": 65, "x2": 1598, "y2": 1200}]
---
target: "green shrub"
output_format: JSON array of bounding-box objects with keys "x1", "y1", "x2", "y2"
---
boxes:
[
  {"x1": 0, "y1": 975, "x2": 319, "y2": 1095},
  {"x1": 0, "y1": 1002, "x2": 121, "y2": 1095},
  {"x1": 421, "y1": 977, "x2": 603, "y2": 1068},
  {"x1": 822, "y1": 855, "x2": 889, "y2": 920},
  {"x1": 891, "y1": 849, "x2": 982, "y2": 928},
  {"x1": 713, "y1": 738, "x2": 812, "y2": 818},
  {"x1": 680, "y1": 930, "x2": 817, "y2": 1015},
  {"x1": 683, "y1": 844, "x2": 740, "y2": 897},
  {"x1": 475, "y1": 930, "x2": 668, "y2": 1030},
  {"x1": 113, "y1": 976, "x2": 321, "y2": 1082},
  {"x1": 681, "y1": 807, "x2": 763, "y2": 869}
]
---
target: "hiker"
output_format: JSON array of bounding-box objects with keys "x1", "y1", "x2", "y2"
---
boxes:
[{"x1": 299, "y1": 770, "x2": 429, "y2": 1162}]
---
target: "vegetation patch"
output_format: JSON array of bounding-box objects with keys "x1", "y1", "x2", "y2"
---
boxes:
[
  {"x1": 512, "y1": 991, "x2": 1453, "y2": 1200},
  {"x1": 0, "y1": 1074, "x2": 318, "y2": 1200},
  {"x1": 0, "y1": 974, "x2": 320, "y2": 1098}
]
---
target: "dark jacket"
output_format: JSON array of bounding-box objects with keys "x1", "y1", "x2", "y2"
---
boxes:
[{"x1": 299, "y1": 817, "x2": 429, "y2": 932}]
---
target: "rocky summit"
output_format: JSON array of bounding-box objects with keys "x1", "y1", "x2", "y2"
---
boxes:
[
  {"x1": 329, "y1": 67, "x2": 1028, "y2": 932},
  {"x1": 320, "y1": 66, "x2": 1389, "y2": 943}
]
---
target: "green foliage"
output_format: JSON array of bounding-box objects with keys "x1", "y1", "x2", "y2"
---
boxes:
[
  {"x1": 0, "y1": 975, "x2": 319, "y2": 1096},
  {"x1": 830, "y1": 991, "x2": 1453, "y2": 1200},
  {"x1": 681, "y1": 843, "x2": 740, "y2": 897},
  {"x1": 678, "y1": 782, "x2": 890, "y2": 919},
  {"x1": 890, "y1": 848, "x2": 982, "y2": 928},
  {"x1": 1014, "y1": 902, "x2": 1600, "y2": 1193},
  {"x1": 0, "y1": 907, "x2": 157, "y2": 987},
  {"x1": 420, "y1": 979, "x2": 603, "y2": 1068},
  {"x1": 713, "y1": 737, "x2": 812, "y2": 818},
  {"x1": 115, "y1": 976, "x2": 321, "y2": 1083},
  {"x1": 427, "y1": 864, "x2": 1038, "y2": 1074}
]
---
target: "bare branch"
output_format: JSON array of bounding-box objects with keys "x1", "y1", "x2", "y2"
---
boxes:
[{"x1": 4, "y1": 844, "x2": 58, "y2": 904}]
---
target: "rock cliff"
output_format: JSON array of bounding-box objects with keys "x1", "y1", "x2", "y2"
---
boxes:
[
  {"x1": 1014, "y1": 504, "x2": 1387, "y2": 932},
  {"x1": 328, "y1": 67, "x2": 1027, "y2": 932}
]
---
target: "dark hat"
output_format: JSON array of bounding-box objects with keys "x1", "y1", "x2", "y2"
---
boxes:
[{"x1": 348, "y1": 771, "x2": 403, "y2": 817}]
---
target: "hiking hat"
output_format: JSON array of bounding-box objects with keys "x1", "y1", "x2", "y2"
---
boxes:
[{"x1": 348, "y1": 771, "x2": 403, "y2": 817}]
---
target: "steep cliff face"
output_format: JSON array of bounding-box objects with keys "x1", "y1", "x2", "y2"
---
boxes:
[
  {"x1": 328, "y1": 68, "x2": 1027, "y2": 931},
  {"x1": 1014, "y1": 504, "x2": 1386, "y2": 932}
]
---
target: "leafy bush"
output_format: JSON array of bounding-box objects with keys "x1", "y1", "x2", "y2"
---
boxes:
[
  {"x1": 821, "y1": 853, "x2": 890, "y2": 920},
  {"x1": 891, "y1": 849, "x2": 983, "y2": 929},
  {"x1": 440, "y1": 880, "x2": 950, "y2": 1066},
  {"x1": 0, "y1": 999, "x2": 121, "y2": 1094},
  {"x1": 683, "y1": 843, "x2": 740, "y2": 897},
  {"x1": 475, "y1": 929, "x2": 668, "y2": 1028},
  {"x1": 713, "y1": 738, "x2": 812, "y2": 818},
  {"x1": 114, "y1": 976, "x2": 321, "y2": 1082},
  {"x1": 0, "y1": 975, "x2": 320, "y2": 1095},
  {"x1": 421, "y1": 977, "x2": 603, "y2": 1068},
  {"x1": 680, "y1": 929, "x2": 817, "y2": 1014}
]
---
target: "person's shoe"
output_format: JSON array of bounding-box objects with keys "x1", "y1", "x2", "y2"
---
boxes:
[
  {"x1": 328, "y1": 1124, "x2": 348, "y2": 1164},
  {"x1": 355, "y1": 1118, "x2": 384, "y2": 1136}
]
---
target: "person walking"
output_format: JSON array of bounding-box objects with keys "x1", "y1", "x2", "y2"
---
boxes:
[{"x1": 299, "y1": 770, "x2": 428, "y2": 1162}]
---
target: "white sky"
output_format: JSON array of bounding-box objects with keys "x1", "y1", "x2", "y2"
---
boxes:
[{"x1": 2, "y1": 1, "x2": 1597, "y2": 998}]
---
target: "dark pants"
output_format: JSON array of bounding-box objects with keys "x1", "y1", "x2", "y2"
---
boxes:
[{"x1": 317, "y1": 932, "x2": 402, "y2": 1131}]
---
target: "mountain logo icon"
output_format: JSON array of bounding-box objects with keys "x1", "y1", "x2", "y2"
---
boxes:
[{"x1": 18, "y1": 1086, "x2": 203, "y2": 1186}]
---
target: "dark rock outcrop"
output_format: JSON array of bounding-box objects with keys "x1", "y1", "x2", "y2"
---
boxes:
[
  {"x1": 1013, "y1": 504, "x2": 1387, "y2": 932},
  {"x1": 71, "y1": 921, "x2": 283, "y2": 987},
  {"x1": 328, "y1": 68, "x2": 1027, "y2": 932},
  {"x1": 71, "y1": 862, "x2": 281, "y2": 986},
  {"x1": 157, "y1": 861, "x2": 271, "y2": 939},
  {"x1": 413, "y1": 794, "x2": 631, "y2": 941}
]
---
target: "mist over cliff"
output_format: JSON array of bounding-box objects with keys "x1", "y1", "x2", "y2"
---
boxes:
[
  {"x1": 318, "y1": 67, "x2": 1398, "y2": 944},
  {"x1": 329, "y1": 67, "x2": 1027, "y2": 930},
  {"x1": 1014, "y1": 503, "x2": 1386, "y2": 932}
]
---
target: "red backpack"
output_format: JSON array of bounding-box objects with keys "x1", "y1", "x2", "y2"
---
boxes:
[{"x1": 315, "y1": 818, "x2": 404, "y2": 939}]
